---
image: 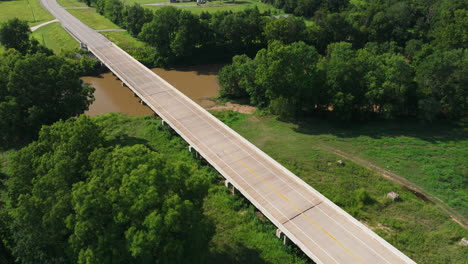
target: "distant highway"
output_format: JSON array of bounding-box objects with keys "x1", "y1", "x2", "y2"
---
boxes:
[{"x1": 41, "y1": 0, "x2": 416, "y2": 263}]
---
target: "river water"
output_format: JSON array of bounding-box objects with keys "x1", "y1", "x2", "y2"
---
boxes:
[{"x1": 83, "y1": 64, "x2": 222, "y2": 116}]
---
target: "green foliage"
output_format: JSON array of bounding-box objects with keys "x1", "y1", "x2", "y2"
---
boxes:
[
  {"x1": 139, "y1": 7, "x2": 202, "y2": 65},
  {"x1": 430, "y1": 9, "x2": 468, "y2": 49},
  {"x1": 69, "y1": 145, "x2": 211, "y2": 264},
  {"x1": 264, "y1": 17, "x2": 309, "y2": 44},
  {"x1": 0, "y1": 51, "x2": 94, "y2": 147},
  {"x1": 0, "y1": 18, "x2": 31, "y2": 54},
  {"x1": 2, "y1": 115, "x2": 213, "y2": 263},
  {"x1": 255, "y1": 41, "x2": 319, "y2": 116},
  {"x1": 218, "y1": 54, "x2": 255, "y2": 99},
  {"x1": 415, "y1": 48, "x2": 468, "y2": 121},
  {"x1": 4, "y1": 116, "x2": 103, "y2": 263}
]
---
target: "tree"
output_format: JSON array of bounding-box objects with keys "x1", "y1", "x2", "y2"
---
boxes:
[
  {"x1": 357, "y1": 44, "x2": 415, "y2": 118},
  {"x1": 69, "y1": 145, "x2": 211, "y2": 264},
  {"x1": 430, "y1": 9, "x2": 468, "y2": 49},
  {"x1": 0, "y1": 51, "x2": 94, "y2": 147},
  {"x1": 4, "y1": 116, "x2": 104, "y2": 264},
  {"x1": 254, "y1": 41, "x2": 320, "y2": 115},
  {"x1": 0, "y1": 18, "x2": 32, "y2": 54},
  {"x1": 124, "y1": 4, "x2": 153, "y2": 37},
  {"x1": 139, "y1": 7, "x2": 201, "y2": 65},
  {"x1": 321, "y1": 42, "x2": 366, "y2": 121},
  {"x1": 3, "y1": 116, "x2": 212, "y2": 263},
  {"x1": 415, "y1": 49, "x2": 468, "y2": 121},
  {"x1": 264, "y1": 17, "x2": 308, "y2": 44},
  {"x1": 218, "y1": 54, "x2": 255, "y2": 99}
]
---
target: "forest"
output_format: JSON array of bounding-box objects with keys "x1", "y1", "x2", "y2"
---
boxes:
[{"x1": 89, "y1": 0, "x2": 467, "y2": 122}]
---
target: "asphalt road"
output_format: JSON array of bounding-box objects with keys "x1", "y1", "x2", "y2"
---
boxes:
[{"x1": 41, "y1": 0, "x2": 416, "y2": 263}]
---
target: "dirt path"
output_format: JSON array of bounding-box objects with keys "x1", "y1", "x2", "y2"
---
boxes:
[
  {"x1": 30, "y1": 19, "x2": 58, "y2": 32},
  {"x1": 320, "y1": 145, "x2": 467, "y2": 229},
  {"x1": 208, "y1": 102, "x2": 256, "y2": 114}
]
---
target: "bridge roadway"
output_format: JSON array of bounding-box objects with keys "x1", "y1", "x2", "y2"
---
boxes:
[{"x1": 41, "y1": 0, "x2": 416, "y2": 263}]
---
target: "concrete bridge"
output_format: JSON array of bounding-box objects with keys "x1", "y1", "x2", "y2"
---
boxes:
[{"x1": 40, "y1": 0, "x2": 416, "y2": 263}]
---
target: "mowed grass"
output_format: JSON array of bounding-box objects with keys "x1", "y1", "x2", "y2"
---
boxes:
[
  {"x1": 57, "y1": 0, "x2": 88, "y2": 7},
  {"x1": 67, "y1": 8, "x2": 120, "y2": 30},
  {"x1": 0, "y1": 0, "x2": 53, "y2": 26},
  {"x1": 210, "y1": 111, "x2": 468, "y2": 264},
  {"x1": 101, "y1": 30, "x2": 147, "y2": 50},
  {"x1": 31, "y1": 22, "x2": 79, "y2": 54},
  {"x1": 137, "y1": 0, "x2": 283, "y2": 15}
]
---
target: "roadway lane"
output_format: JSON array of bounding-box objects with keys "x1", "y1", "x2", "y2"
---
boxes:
[{"x1": 40, "y1": 0, "x2": 416, "y2": 263}]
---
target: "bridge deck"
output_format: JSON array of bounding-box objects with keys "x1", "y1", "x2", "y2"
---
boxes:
[{"x1": 41, "y1": 1, "x2": 415, "y2": 263}]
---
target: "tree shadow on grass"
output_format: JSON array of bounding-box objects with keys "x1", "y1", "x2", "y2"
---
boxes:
[
  {"x1": 292, "y1": 117, "x2": 467, "y2": 143},
  {"x1": 207, "y1": 243, "x2": 269, "y2": 264},
  {"x1": 107, "y1": 134, "x2": 149, "y2": 148}
]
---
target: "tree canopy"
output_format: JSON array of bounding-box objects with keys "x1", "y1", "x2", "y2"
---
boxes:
[
  {"x1": 0, "y1": 51, "x2": 94, "y2": 147},
  {"x1": 2, "y1": 115, "x2": 212, "y2": 264}
]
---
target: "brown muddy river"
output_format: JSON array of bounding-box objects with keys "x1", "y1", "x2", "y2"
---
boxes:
[{"x1": 83, "y1": 64, "x2": 222, "y2": 116}]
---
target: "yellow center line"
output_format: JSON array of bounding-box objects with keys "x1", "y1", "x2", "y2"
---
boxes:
[{"x1": 237, "y1": 158, "x2": 365, "y2": 264}]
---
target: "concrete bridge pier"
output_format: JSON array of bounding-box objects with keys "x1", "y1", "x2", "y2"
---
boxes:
[
  {"x1": 133, "y1": 92, "x2": 138, "y2": 97},
  {"x1": 139, "y1": 99, "x2": 147, "y2": 106},
  {"x1": 224, "y1": 180, "x2": 237, "y2": 195},
  {"x1": 121, "y1": 82, "x2": 127, "y2": 87},
  {"x1": 189, "y1": 145, "x2": 203, "y2": 159},
  {"x1": 161, "y1": 119, "x2": 166, "y2": 126},
  {"x1": 276, "y1": 229, "x2": 290, "y2": 245},
  {"x1": 80, "y1": 42, "x2": 88, "y2": 50}
]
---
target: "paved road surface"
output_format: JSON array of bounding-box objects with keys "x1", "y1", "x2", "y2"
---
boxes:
[{"x1": 41, "y1": 0, "x2": 416, "y2": 263}]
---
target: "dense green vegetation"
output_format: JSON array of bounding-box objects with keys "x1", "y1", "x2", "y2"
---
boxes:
[
  {"x1": 0, "y1": 114, "x2": 306, "y2": 264},
  {"x1": 213, "y1": 110, "x2": 468, "y2": 263},
  {"x1": 0, "y1": 19, "x2": 99, "y2": 147},
  {"x1": 83, "y1": 0, "x2": 466, "y2": 122},
  {"x1": 219, "y1": 40, "x2": 467, "y2": 122}
]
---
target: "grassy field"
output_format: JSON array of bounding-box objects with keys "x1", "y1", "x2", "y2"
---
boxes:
[
  {"x1": 0, "y1": 0, "x2": 53, "y2": 26},
  {"x1": 31, "y1": 22, "x2": 79, "y2": 54},
  {"x1": 67, "y1": 8, "x2": 120, "y2": 30},
  {"x1": 57, "y1": 0, "x2": 88, "y2": 7},
  {"x1": 101, "y1": 30, "x2": 147, "y2": 49},
  {"x1": 209, "y1": 111, "x2": 468, "y2": 264},
  {"x1": 131, "y1": 0, "x2": 283, "y2": 15}
]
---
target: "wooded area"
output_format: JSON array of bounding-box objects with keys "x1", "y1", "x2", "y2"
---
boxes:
[{"x1": 90, "y1": 0, "x2": 467, "y2": 122}]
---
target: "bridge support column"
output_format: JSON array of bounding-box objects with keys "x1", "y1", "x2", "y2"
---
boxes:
[
  {"x1": 133, "y1": 92, "x2": 138, "y2": 97},
  {"x1": 224, "y1": 180, "x2": 236, "y2": 195},
  {"x1": 189, "y1": 146, "x2": 202, "y2": 159},
  {"x1": 140, "y1": 99, "x2": 147, "y2": 106},
  {"x1": 121, "y1": 82, "x2": 127, "y2": 87},
  {"x1": 161, "y1": 119, "x2": 166, "y2": 126},
  {"x1": 276, "y1": 229, "x2": 290, "y2": 245}
]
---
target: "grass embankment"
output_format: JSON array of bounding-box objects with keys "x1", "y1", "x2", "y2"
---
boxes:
[
  {"x1": 0, "y1": 0, "x2": 53, "y2": 26},
  {"x1": 210, "y1": 111, "x2": 468, "y2": 264},
  {"x1": 88, "y1": 113, "x2": 308, "y2": 263},
  {"x1": 130, "y1": 0, "x2": 282, "y2": 15},
  {"x1": 31, "y1": 22, "x2": 79, "y2": 54},
  {"x1": 67, "y1": 8, "x2": 120, "y2": 30},
  {"x1": 57, "y1": 0, "x2": 88, "y2": 7}
]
